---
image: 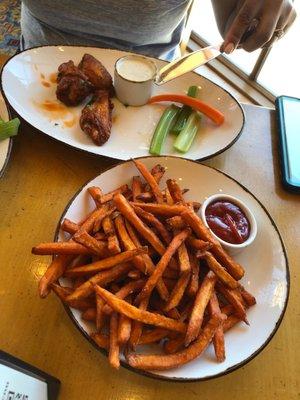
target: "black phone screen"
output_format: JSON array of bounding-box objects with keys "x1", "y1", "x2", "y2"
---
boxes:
[{"x1": 276, "y1": 96, "x2": 300, "y2": 190}]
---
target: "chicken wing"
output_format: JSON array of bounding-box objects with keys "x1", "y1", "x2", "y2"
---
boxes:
[
  {"x1": 80, "y1": 90, "x2": 113, "y2": 146},
  {"x1": 78, "y1": 54, "x2": 114, "y2": 95},
  {"x1": 56, "y1": 60, "x2": 93, "y2": 106}
]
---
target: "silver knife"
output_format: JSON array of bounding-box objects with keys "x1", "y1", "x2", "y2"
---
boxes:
[{"x1": 155, "y1": 44, "x2": 221, "y2": 85}]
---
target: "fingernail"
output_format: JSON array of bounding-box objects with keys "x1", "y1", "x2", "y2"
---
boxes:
[{"x1": 223, "y1": 42, "x2": 235, "y2": 54}]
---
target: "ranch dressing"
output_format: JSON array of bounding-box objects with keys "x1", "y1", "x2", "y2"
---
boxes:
[{"x1": 116, "y1": 55, "x2": 156, "y2": 82}]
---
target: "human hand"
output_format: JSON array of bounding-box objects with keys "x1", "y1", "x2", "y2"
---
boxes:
[{"x1": 221, "y1": 0, "x2": 296, "y2": 54}]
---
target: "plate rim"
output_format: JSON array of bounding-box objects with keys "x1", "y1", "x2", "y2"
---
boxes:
[
  {"x1": 0, "y1": 95, "x2": 13, "y2": 178},
  {"x1": 54, "y1": 155, "x2": 290, "y2": 382},
  {"x1": 0, "y1": 44, "x2": 245, "y2": 162}
]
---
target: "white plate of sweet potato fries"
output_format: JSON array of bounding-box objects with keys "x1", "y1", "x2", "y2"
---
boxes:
[{"x1": 32, "y1": 157, "x2": 289, "y2": 381}]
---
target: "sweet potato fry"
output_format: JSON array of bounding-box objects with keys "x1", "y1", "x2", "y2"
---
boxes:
[
  {"x1": 151, "y1": 164, "x2": 165, "y2": 184},
  {"x1": 130, "y1": 202, "x2": 186, "y2": 217},
  {"x1": 240, "y1": 286, "x2": 257, "y2": 307},
  {"x1": 66, "y1": 263, "x2": 132, "y2": 301},
  {"x1": 186, "y1": 236, "x2": 212, "y2": 251},
  {"x1": 128, "y1": 270, "x2": 142, "y2": 279},
  {"x1": 133, "y1": 159, "x2": 164, "y2": 203},
  {"x1": 51, "y1": 283, "x2": 94, "y2": 310},
  {"x1": 177, "y1": 235, "x2": 191, "y2": 274},
  {"x1": 88, "y1": 186, "x2": 102, "y2": 207},
  {"x1": 98, "y1": 184, "x2": 129, "y2": 204},
  {"x1": 80, "y1": 204, "x2": 112, "y2": 234},
  {"x1": 32, "y1": 242, "x2": 92, "y2": 256},
  {"x1": 135, "y1": 229, "x2": 190, "y2": 304},
  {"x1": 138, "y1": 328, "x2": 169, "y2": 345},
  {"x1": 39, "y1": 254, "x2": 75, "y2": 298},
  {"x1": 164, "y1": 336, "x2": 184, "y2": 354},
  {"x1": 128, "y1": 296, "x2": 150, "y2": 350},
  {"x1": 102, "y1": 215, "x2": 121, "y2": 254},
  {"x1": 136, "y1": 192, "x2": 155, "y2": 202},
  {"x1": 124, "y1": 219, "x2": 170, "y2": 301},
  {"x1": 96, "y1": 295, "x2": 106, "y2": 331},
  {"x1": 61, "y1": 218, "x2": 80, "y2": 235},
  {"x1": 209, "y1": 291, "x2": 225, "y2": 362},
  {"x1": 132, "y1": 176, "x2": 143, "y2": 202},
  {"x1": 102, "y1": 280, "x2": 146, "y2": 315},
  {"x1": 118, "y1": 313, "x2": 132, "y2": 346},
  {"x1": 166, "y1": 179, "x2": 186, "y2": 204},
  {"x1": 81, "y1": 307, "x2": 96, "y2": 321},
  {"x1": 64, "y1": 247, "x2": 148, "y2": 278},
  {"x1": 203, "y1": 251, "x2": 239, "y2": 290},
  {"x1": 132, "y1": 205, "x2": 171, "y2": 245},
  {"x1": 127, "y1": 314, "x2": 226, "y2": 370},
  {"x1": 186, "y1": 251, "x2": 200, "y2": 298},
  {"x1": 181, "y1": 209, "x2": 244, "y2": 280},
  {"x1": 165, "y1": 188, "x2": 174, "y2": 205},
  {"x1": 216, "y1": 283, "x2": 248, "y2": 324},
  {"x1": 94, "y1": 232, "x2": 107, "y2": 241},
  {"x1": 114, "y1": 194, "x2": 166, "y2": 256},
  {"x1": 93, "y1": 207, "x2": 115, "y2": 233},
  {"x1": 223, "y1": 314, "x2": 242, "y2": 332},
  {"x1": 90, "y1": 332, "x2": 109, "y2": 350},
  {"x1": 164, "y1": 272, "x2": 190, "y2": 312},
  {"x1": 118, "y1": 295, "x2": 132, "y2": 346},
  {"x1": 114, "y1": 214, "x2": 148, "y2": 274},
  {"x1": 166, "y1": 216, "x2": 186, "y2": 230},
  {"x1": 73, "y1": 231, "x2": 109, "y2": 257},
  {"x1": 109, "y1": 313, "x2": 120, "y2": 369},
  {"x1": 94, "y1": 286, "x2": 186, "y2": 333},
  {"x1": 185, "y1": 271, "x2": 217, "y2": 346}
]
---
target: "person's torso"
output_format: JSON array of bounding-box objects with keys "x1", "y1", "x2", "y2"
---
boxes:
[{"x1": 22, "y1": 0, "x2": 190, "y2": 50}]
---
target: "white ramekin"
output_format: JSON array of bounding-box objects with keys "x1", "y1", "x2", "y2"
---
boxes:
[
  {"x1": 114, "y1": 55, "x2": 157, "y2": 106},
  {"x1": 200, "y1": 193, "x2": 257, "y2": 255}
]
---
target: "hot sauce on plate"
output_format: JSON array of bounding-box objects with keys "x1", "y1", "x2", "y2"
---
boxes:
[{"x1": 205, "y1": 200, "x2": 250, "y2": 244}]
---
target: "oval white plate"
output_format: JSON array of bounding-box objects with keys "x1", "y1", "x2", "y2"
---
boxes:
[
  {"x1": 56, "y1": 156, "x2": 289, "y2": 381},
  {"x1": 0, "y1": 93, "x2": 12, "y2": 177},
  {"x1": 1, "y1": 46, "x2": 244, "y2": 161}
]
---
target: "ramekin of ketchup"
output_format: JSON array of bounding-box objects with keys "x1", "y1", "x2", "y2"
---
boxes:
[{"x1": 200, "y1": 194, "x2": 257, "y2": 254}]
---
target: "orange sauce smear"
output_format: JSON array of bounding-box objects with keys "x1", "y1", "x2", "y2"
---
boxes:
[{"x1": 34, "y1": 100, "x2": 77, "y2": 129}]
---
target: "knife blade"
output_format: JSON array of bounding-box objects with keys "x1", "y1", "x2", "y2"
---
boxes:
[{"x1": 155, "y1": 44, "x2": 221, "y2": 85}]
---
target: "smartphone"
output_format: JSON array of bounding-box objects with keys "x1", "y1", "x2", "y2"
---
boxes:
[{"x1": 275, "y1": 95, "x2": 300, "y2": 193}]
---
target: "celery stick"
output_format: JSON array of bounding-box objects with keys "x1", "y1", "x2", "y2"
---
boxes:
[
  {"x1": 173, "y1": 112, "x2": 201, "y2": 153},
  {"x1": 0, "y1": 118, "x2": 20, "y2": 141},
  {"x1": 172, "y1": 86, "x2": 199, "y2": 135},
  {"x1": 149, "y1": 105, "x2": 180, "y2": 155}
]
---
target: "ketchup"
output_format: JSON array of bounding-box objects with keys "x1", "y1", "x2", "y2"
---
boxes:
[{"x1": 205, "y1": 200, "x2": 250, "y2": 244}]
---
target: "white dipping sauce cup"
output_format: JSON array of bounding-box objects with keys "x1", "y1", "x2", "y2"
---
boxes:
[{"x1": 114, "y1": 55, "x2": 157, "y2": 106}]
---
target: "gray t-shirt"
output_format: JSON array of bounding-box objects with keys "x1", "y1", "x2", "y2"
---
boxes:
[{"x1": 21, "y1": 0, "x2": 191, "y2": 59}]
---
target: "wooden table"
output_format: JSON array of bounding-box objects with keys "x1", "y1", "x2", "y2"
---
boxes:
[{"x1": 0, "y1": 102, "x2": 299, "y2": 400}]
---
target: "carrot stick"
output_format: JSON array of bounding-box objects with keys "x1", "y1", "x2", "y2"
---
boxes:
[{"x1": 148, "y1": 94, "x2": 225, "y2": 125}]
